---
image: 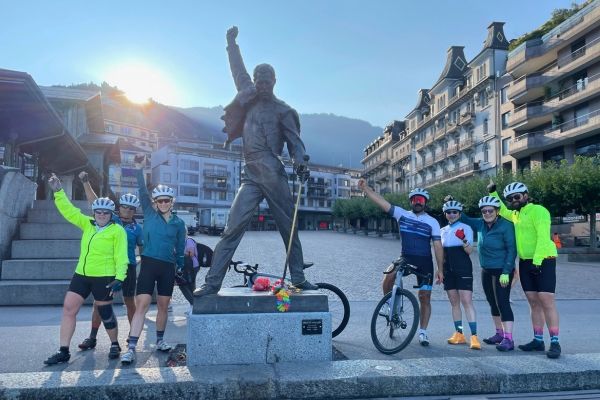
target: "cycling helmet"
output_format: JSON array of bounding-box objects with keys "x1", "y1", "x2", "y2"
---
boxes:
[
  {"x1": 408, "y1": 187, "x2": 430, "y2": 200},
  {"x1": 478, "y1": 196, "x2": 501, "y2": 209},
  {"x1": 119, "y1": 193, "x2": 140, "y2": 208},
  {"x1": 92, "y1": 197, "x2": 115, "y2": 212},
  {"x1": 442, "y1": 200, "x2": 463, "y2": 212},
  {"x1": 503, "y1": 182, "x2": 528, "y2": 198},
  {"x1": 151, "y1": 185, "x2": 175, "y2": 199}
]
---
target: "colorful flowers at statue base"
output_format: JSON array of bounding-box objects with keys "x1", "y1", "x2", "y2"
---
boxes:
[
  {"x1": 252, "y1": 277, "x2": 271, "y2": 291},
  {"x1": 272, "y1": 284, "x2": 291, "y2": 312}
]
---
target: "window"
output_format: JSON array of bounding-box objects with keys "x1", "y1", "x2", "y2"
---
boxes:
[
  {"x1": 162, "y1": 173, "x2": 171, "y2": 183},
  {"x1": 501, "y1": 86, "x2": 509, "y2": 104},
  {"x1": 502, "y1": 138, "x2": 511, "y2": 156},
  {"x1": 217, "y1": 192, "x2": 226, "y2": 201},
  {"x1": 483, "y1": 118, "x2": 489, "y2": 135},
  {"x1": 180, "y1": 173, "x2": 199, "y2": 184},
  {"x1": 484, "y1": 143, "x2": 490, "y2": 163},
  {"x1": 501, "y1": 112, "x2": 511, "y2": 129},
  {"x1": 106, "y1": 124, "x2": 114, "y2": 133},
  {"x1": 121, "y1": 126, "x2": 132, "y2": 135},
  {"x1": 180, "y1": 186, "x2": 198, "y2": 197},
  {"x1": 180, "y1": 159, "x2": 199, "y2": 170}
]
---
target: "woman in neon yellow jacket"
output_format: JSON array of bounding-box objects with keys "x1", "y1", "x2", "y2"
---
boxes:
[{"x1": 44, "y1": 174, "x2": 129, "y2": 365}]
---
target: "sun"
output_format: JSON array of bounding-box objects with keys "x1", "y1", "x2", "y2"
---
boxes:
[{"x1": 104, "y1": 62, "x2": 179, "y2": 105}]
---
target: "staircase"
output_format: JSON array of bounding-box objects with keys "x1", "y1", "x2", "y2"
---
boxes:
[{"x1": 0, "y1": 199, "x2": 94, "y2": 305}]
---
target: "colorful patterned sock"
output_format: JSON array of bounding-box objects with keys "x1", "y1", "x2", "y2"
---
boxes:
[{"x1": 534, "y1": 326, "x2": 544, "y2": 342}]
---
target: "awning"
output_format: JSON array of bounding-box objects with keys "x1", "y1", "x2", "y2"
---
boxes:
[{"x1": 0, "y1": 68, "x2": 89, "y2": 174}]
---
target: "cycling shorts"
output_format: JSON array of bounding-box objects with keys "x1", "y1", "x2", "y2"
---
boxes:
[
  {"x1": 136, "y1": 256, "x2": 175, "y2": 297},
  {"x1": 121, "y1": 264, "x2": 138, "y2": 298},
  {"x1": 443, "y1": 265, "x2": 473, "y2": 291},
  {"x1": 519, "y1": 257, "x2": 556, "y2": 293},
  {"x1": 403, "y1": 254, "x2": 434, "y2": 290},
  {"x1": 69, "y1": 273, "x2": 114, "y2": 302}
]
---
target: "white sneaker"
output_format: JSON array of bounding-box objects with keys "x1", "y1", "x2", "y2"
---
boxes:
[
  {"x1": 156, "y1": 340, "x2": 172, "y2": 352},
  {"x1": 419, "y1": 332, "x2": 430, "y2": 347},
  {"x1": 121, "y1": 349, "x2": 135, "y2": 364},
  {"x1": 167, "y1": 305, "x2": 173, "y2": 312},
  {"x1": 378, "y1": 300, "x2": 391, "y2": 317}
]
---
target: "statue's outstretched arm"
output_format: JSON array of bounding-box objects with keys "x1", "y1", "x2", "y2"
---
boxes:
[{"x1": 226, "y1": 26, "x2": 253, "y2": 92}]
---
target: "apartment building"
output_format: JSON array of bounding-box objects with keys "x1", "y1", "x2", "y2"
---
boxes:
[
  {"x1": 361, "y1": 22, "x2": 509, "y2": 192},
  {"x1": 502, "y1": 1, "x2": 600, "y2": 170}
]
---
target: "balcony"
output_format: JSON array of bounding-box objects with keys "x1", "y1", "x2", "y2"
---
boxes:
[
  {"x1": 424, "y1": 157, "x2": 434, "y2": 167},
  {"x1": 307, "y1": 190, "x2": 331, "y2": 199},
  {"x1": 445, "y1": 122, "x2": 458, "y2": 135},
  {"x1": 203, "y1": 170, "x2": 230, "y2": 178},
  {"x1": 507, "y1": 2, "x2": 600, "y2": 76},
  {"x1": 424, "y1": 134, "x2": 435, "y2": 146},
  {"x1": 446, "y1": 143, "x2": 458, "y2": 156},
  {"x1": 308, "y1": 180, "x2": 330, "y2": 188},
  {"x1": 442, "y1": 163, "x2": 480, "y2": 182},
  {"x1": 508, "y1": 102, "x2": 553, "y2": 130},
  {"x1": 203, "y1": 183, "x2": 231, "y2": 191},
  {"x1": 509, "y1": 108, "x2": 600, "y2": 157},
  {"x1": 458, "y1": 112, "x2": 475, "y2": 126},
  {"x1": 375, "y1": 170, "x2": 389, "y2": 182},
  {"x1": 459, "y1": 138, "x2": 474, "y2": 151},
  {"x1": 434, "y1": 151, "x2": 447, "y2": 162},
  {"x1": 414, "y1": 139, "x2": 425, "y2": 151},
  {"x1": 507, "y1": 73, "x2": 551, "y2": 105},
  {"x1": 556, "y1": 35, "x2": 600, "y2": 75}
]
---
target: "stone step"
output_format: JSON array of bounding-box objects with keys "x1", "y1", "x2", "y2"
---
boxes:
[
  {"x1": 1, "y1": 259, "x2": 77, "y2": 280},
  {"x1": 26, "y1": 208, "x2": 92, "y2": 224},
  {"x1": 20, "y1": 223, "x2": 82, "y2": 240},
  {"x1": 0, "y1": 280, "x2": 125, "y2": 305},
  {"x1": 11, "y1": 240, "x2": 81, "y2": 259},
  {"x1": 33, "y1": 199, "x2": 91, "y2": 210}
]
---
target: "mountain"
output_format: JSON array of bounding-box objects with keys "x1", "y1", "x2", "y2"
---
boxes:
[{"x1": 178, "y1": 106, "x2": 382, "y2": 168}]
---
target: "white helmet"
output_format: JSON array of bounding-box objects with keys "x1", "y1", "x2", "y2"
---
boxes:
[
  {"x1": 478, "y1": 196, "x2": 501, "y2": 209},
  {"x1": 151, "y1": 185, "x2": 175, "y2": 199},
  {"x1": 408, "y1": 187, "x2": 430, "y2": 200},
  {"x1": 503, "y1": 182, "x2": 528, "y2": 198},
  {"x1": 442, "y1": 200, "x2": 463, "y2": 212},
  {"x1": 92, "y1": 197, "x2": 115, "y2": 212},
  {"x1": 119, "y1": 193, "x2": 140, "y2": 208}
]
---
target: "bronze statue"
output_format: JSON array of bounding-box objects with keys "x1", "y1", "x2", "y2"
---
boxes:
[{"x1": 194, "y1": 26, "x2": 317, "y2": 296}]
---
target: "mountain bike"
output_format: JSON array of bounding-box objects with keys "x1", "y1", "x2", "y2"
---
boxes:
[
  {"x1": 230, "y1": 260, "x2": 350, "y2": 338},
  {"x1": 370, "y1": 257, "x2": 432, "y2": 354}
]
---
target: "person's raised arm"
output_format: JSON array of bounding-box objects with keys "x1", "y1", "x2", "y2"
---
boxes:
[
  {"x1": 488, "y1": 182, "x2": 512, "y2": 221},
  {"x1": 358, "y1": 178, "x2": 391, "y2": 213},
  {"x1": 49, "y1": 174, "x2": 89, "y2": 230},
  {"x1": 78, "y1": 171, "x2": 98, "y2": 203},
  {"x1": 226, "y1": 26, "x2": 254, "y2": 93},
  {"x1": 133, "y1": 155, "x2": 152, "y2": 215}
]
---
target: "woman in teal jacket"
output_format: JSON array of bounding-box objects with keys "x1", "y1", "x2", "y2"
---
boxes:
[
  {"x1": 122, "y1": 156, "x2": 186, "y2": 365},
  {"x1": 460, "y1": 195, "x2": 517, "y2": 352}
]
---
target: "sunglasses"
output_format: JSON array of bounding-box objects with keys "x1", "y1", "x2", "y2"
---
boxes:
[
  {"x1": 120, "y1": 205, "x2": 136, "y2": 211},
  {"x1": 410, "y1": 196, "x2": 427, "y2": 206},
  {"x1": 155, "y1": 198, "x2": 172, "y2": 204},
  {"x1": 445, "y1": 210, "x2": 459, "y2": 215},
  {"x1": 506, "y1": 193, "x2": 523, "y2": 202},
  {"x1": 94, "y1": 210, "x2": 112, "y2": 215},
  {"x1": 481, "y1": 208, "x2": 496, "y2": 215}
]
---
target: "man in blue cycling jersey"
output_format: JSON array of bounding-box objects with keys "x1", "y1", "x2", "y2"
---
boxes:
[{"x1": 359, "y1": 179, "x2": 444, "y2": 346}]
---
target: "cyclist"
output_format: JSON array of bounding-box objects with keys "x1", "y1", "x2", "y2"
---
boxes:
[
  {"x1": 76, "y1": 172, "x2": 143, "y2": 351},
  {"x1": 44, "y1": 174, "x2": 128, "y2": 364},
  {"x1": 459, "y1": 195, "x2": 517, "y2": 352},
  {"x1": 121, "y1": 156, "x2": 186, "y2": 365},
  {"x1": 489, "y1": 182, "x2": 560, "y2": 358},
  {"x1": 439, "y1": 200, "x2": 480, "y2": 350},
  {"x1": 358, "y1": 179, "x2": 444, "y2": 346}
]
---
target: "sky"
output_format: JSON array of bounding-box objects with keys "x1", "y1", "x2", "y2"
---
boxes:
[{"x1": 1, "y1": 0, "x2": 581, "y2": 127}]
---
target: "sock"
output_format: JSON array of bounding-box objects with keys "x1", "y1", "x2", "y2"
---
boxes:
[
  {"x1": 496, "y1": 328, "x2": 504, "y2": 337},
  {"x1": 468, "y1": 322, "x2": 477, "y2": 336},
  {"x1": 128, "y1": 336, "x2": 139, "y2": 351},
  {"x1": 504, "y1": 332, "x2": 513, "y2": 341},
  {"x1": 549, "y1": 327, "x2": 559, "y2": 343},
  {"x1": 534, "y1": 326, "x2": 544, "y2": 342},
  {"x1": 454, "y1": 320, "x2": 463, "y2": 333},
  {"x1": 111, "y1": 341, "x2": 119, "y2": 347},
  {"x1": 419, "y1": 328, "x2": 427, "y2": 335},
  {"x1": 59, "y1": 346, "x2": 70, "y2": 354},
  {"x1": 156, "y1": 330, "x2": 165, "y2": 344},
  {"x1": 89, "y1": 327, "x2": 99, "y2": 339}
]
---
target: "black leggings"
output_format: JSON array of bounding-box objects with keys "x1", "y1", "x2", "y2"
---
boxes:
[{"x1": 481, "y1": 269, "x2": 514, "y2": 322}]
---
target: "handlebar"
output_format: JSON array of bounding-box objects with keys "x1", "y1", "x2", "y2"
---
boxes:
[{"x1": 229, "y1": 260, "x2": 258, "y2": 276}]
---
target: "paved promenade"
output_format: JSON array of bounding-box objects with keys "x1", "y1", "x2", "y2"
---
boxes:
[{"x1": 1, "y1": 231, "x2": 599, "y2": 399}]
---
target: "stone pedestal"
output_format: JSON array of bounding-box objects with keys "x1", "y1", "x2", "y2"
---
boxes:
[{"x1": 187, "y1": 287, "x2": 331, "y2": 366}]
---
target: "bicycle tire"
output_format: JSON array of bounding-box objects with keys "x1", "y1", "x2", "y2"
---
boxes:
[
  {"x1": 315, "y1": 282, "x2": 350, "y2": 338},
  {"x1": 370, "y1": 289, "x2": 419, "y2": 354}
]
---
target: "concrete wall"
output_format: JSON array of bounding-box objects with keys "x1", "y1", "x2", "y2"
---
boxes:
[{"x1": 0, "y1": 168, "x2": 36, "y2": 263}]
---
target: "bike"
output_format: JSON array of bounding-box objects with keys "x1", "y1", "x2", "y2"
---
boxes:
[
  {"x1": 230, "y1": 260, "x2": 350, "y2": 338},
  {"x1": 370, "y1": 257, "x2": 431, "y2": 354}
]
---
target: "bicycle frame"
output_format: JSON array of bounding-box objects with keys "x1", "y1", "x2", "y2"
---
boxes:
[{"x1": 387, "y1": 261, "x2": 431, "y2": 320}]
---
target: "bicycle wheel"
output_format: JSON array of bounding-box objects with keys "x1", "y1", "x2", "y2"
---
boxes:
[
  {"x1": 370, "y1": 289, "x2": 419, "y2": 354},
  {"x1": 315, "y1": 282, "x2": 350, "y2": 338}
]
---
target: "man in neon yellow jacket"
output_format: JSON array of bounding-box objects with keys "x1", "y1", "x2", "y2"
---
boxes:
[
  {"x1": 489, "y1": 181, "x2": 561, "y2": 359},
  {"x1": 44, "y1": 174, "x2": 129, "y2": 365}
]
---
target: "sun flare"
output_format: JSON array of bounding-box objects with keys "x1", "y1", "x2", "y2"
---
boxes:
[{"x1": 104, "y1": 62, "x2": 179, "y2": 105}]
